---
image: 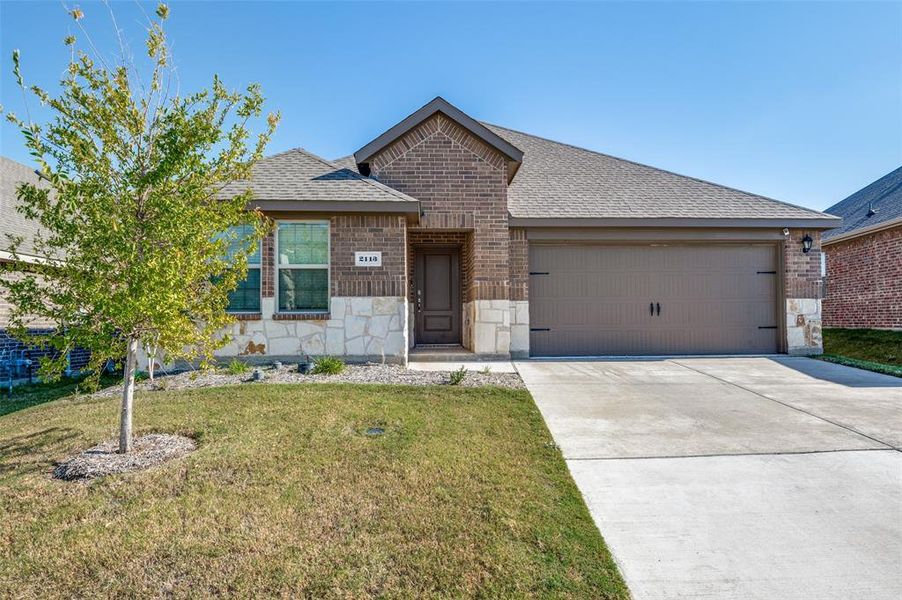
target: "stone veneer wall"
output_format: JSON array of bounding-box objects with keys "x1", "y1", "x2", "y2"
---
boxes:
[
  {"x1": 784, "y1": 230, "x2": 824, "y2": 354},
  {"x1": 510, "y1": 300, "x2": 529, "y2": 358},
  {"x1": 467, "y1": 299, "x2": 512, "y2": 357},
  {"x1": 216, "y1": 297, "x2": 408, "y2": 364},
  {"x1": 785, "y1": 299, "x2": 822, "y2": 355},
  {"x1": 823, "y1": 225, "x2": 901, "y2": 330}
]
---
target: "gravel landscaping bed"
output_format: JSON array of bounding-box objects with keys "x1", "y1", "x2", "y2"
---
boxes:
[
  {"x1": 94, "y1": 363, "x2": 524, "y2": 396},
  {"x1": 53, "y1": 434, "x2": 196, "y2": 481}
]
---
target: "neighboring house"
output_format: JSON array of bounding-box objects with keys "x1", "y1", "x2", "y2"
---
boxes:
[
  {"x1": 0, "y1": 156, "x2": 90, "y2": 383},
  {"x1": 197, "y1": 96, "x2": 838, "y2": 365},
  {"x1": 822, "y1": 166, "x2": 902, "y2": 330}
]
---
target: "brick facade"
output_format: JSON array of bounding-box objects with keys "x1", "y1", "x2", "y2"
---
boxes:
[
  {"x1": 1, "y1": 266, "x2": 91, "y2": 382},
  {"x1": 1, "y1": 266, "x2": 54, "y2": 329},
  {"x1": 823, "y1": 225, "x2": 902, "y2": 329},
  {"x1": 783, "y1": 230, "x2": 823, "y2": 299},
  {"x1": 0, "y1": 329, "x2": 91, "y2": 382},
  {"x1": 509, "y1": 228, "x2": 528, "y2": 302},
  {"x1": 257, "y1": 214, "x2": 408, "y2": 300},
  {"x1": 330, "y1": 215, "x2": 407, "y2": 297},
  {"x1": 367, "y1": 114, "x2": 511, "y2": 302}
]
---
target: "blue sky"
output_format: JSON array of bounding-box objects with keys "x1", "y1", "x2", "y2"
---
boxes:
[{"x1": 1, "y1": 1, "x2": 900, "y2": 211}]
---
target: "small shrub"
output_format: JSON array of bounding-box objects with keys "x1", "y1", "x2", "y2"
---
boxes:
[
  {"x1": 479, "y1": 365, "x2": 492, "y2": 375},
  {"x1": 448, "y1": 366, "x2": 467, "y2": 385},
  {"x1": 224, "y1": 359, "x2": 250, "y2": 376},
  {"x1": 311, "y1": 356, "x2": 345, "y2": 375}
]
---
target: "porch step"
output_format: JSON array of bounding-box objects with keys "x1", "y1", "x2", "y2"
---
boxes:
[{"x1": 409, "y1": 345, "x2": 510, "y2": 362}]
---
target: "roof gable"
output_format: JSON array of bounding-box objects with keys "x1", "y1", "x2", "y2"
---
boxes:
[
  {"x1": 823, "y1": 166, "x2": 902, "y2": 240},
  {"x1": 353, "y1": 97, "x2": 524, "y2": 181}
]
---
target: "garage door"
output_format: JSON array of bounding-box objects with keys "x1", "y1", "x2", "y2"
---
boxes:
[{"x1": 529, "y1": 244, "x2": 779, "y2": 356}]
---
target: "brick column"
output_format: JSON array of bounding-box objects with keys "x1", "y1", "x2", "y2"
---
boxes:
[{"x1": 784, "y1": 230, "x2": 824, "y2": 354}]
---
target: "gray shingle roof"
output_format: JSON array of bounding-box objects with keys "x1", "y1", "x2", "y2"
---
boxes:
[
  {"x1": 823, "y1": 166, "x2": 902, "y2": 240},
  {"x1": 332, "y1": 155, "x2": 358, "y2": 172},
  {"x1": 1, "y1": 156, "x2": 46, "y2": 258},
  {"x1": 217, "y1": 148, "x2": 419, "y2": 208},
  {"x1": 482, "y1": 123, "x2": 838, "y2": 224}
]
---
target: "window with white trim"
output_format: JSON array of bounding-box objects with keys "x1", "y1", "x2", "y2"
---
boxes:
[
  {"x1": 276, "y1": 221, "x2": 329, "y2": 312},
  {"x1": 222, "y1": 224, "x2": 261, "y2": 313}
]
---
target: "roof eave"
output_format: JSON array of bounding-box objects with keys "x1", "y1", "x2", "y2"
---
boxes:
[
  {"x1": 0, "y1": 249, "x2": 60, "y2": 266},
  {"x1": 249, "y1": 199, "x2": 420, "y2": 214},
  {"x1": 508, "y1": 216, "x2": 843, "y2": 229},
  {"x1": 822, "y1": 215, "x2": 902, "y2": 245}
]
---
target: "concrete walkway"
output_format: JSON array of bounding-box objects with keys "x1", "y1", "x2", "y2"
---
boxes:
[
  {"x1": 406, "y1": 360, "x2": 517, "y2": 373},
  {"x1": 516, "y1": 357, "x2": 902, "y2": 600}
]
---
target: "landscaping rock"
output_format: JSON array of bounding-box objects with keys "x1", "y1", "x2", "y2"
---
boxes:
[
  {"x1": 53, "y1": 433, "x2": 196, "y2": 481},
  {"x1": 94, "y1": 363, "x2": 524, "y2": 396}
]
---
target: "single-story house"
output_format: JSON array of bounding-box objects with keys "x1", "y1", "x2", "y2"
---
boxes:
[
  {"x1": 0, "y1": 156, "x2": 90, "y2": 383},
  {"x1": 822, "y1": 166, "x2": 901, "y2": 330},
  {"x1": 202, "y1": 96, "x2": 839, "y2": 364}
]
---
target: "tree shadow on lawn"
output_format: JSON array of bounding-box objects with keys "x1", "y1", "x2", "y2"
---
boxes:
[
  {"x1": 0, "y1": 374, "x2": 121, "y2": 417},
  {"x1": 0, "y1": 426, "x2": 81, "y2": 478},
  {"x1": 775, "y1": 356, "x2": 902, "y2": 387}
]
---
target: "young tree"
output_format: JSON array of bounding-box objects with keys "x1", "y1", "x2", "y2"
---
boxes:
[{"x1": 2, "y1": 4, "x2": 278, "y2": 452}]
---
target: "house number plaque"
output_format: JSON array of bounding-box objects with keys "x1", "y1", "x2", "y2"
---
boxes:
[{"x1": 355, "y1": 251, "x2": 382, "y2": 267}]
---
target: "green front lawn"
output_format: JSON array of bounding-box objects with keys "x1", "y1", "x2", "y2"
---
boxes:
[
  {"x1": 0, "y1": 383, "x2": 627, "y2": 598},
  {"x1": 0, "y1": 373, "x2": 122, "y2": 417},
  {"x1": 822, "y1": 328, "x2": 902, "y2": 377}
]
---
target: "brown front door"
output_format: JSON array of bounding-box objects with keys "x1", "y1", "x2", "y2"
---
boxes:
[{"x1": 415, "y1": 247, "x2": 461, "y2": 345}]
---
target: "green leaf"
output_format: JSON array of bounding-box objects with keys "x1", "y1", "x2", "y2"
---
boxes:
[{"x1": 12, "y1": 49, "x2": 23, "y2": 87}]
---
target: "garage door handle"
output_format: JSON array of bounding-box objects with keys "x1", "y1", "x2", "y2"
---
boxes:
[
  {"x1": 650, "y1": 302, "x2": 654, "y2": 316},
  {"x1": 656, "y1": 302, "x2": 661, "y2": 316}
]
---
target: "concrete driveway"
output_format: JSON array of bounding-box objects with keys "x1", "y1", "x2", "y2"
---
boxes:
[{"x1": 515, "y1": 357, "x2": 902, "y2": 600}]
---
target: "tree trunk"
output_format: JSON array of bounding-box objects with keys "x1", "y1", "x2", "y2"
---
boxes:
[
  {"x1": 146, "y1": 343, "x2": 156, "y2": 382},
  {"x1": 119, "y1": 337, "x2": 139, "y2": 454}
]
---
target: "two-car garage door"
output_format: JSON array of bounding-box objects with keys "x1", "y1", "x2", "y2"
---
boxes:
[{"x1": 529, "y1": 244, "x2": 779, "y2": 356}]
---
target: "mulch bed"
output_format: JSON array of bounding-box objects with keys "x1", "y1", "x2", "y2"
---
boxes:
[{"x1": 53, "y1": 434, "x2": 196, "y2": 481}]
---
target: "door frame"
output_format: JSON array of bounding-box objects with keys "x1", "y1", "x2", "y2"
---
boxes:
[{"x1": 413, "y1": 245, "x2": 462, "y2": 345}]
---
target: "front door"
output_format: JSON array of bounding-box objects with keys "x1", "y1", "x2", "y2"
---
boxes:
[{"x1": 415, "y1": 247, "x2": 461, "y2": 345}]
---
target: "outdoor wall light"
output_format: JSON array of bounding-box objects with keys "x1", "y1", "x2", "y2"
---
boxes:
[{"x1": 801, "y1": 234, "x2": 813, "y2": 254}]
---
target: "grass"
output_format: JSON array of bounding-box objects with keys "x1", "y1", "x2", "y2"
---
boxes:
[
  {"x1": 0, "y1": 373, "x2": 121, "y2": 417},
  {"x1": 0, "y1": 383, "x2": 627, "y2": 598},
  {"x1": 310, "y1": 356, "x2": 345, "y2": 375},
  {"x1": 223, "y1": 358, "x2": 250, "y2": 376},
  {"x1": 448, "y1": 365, "x2": 467, "y2": 385},
  {"x1": 821, "y1": 328, "x2": 902, "y2": 377}
]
